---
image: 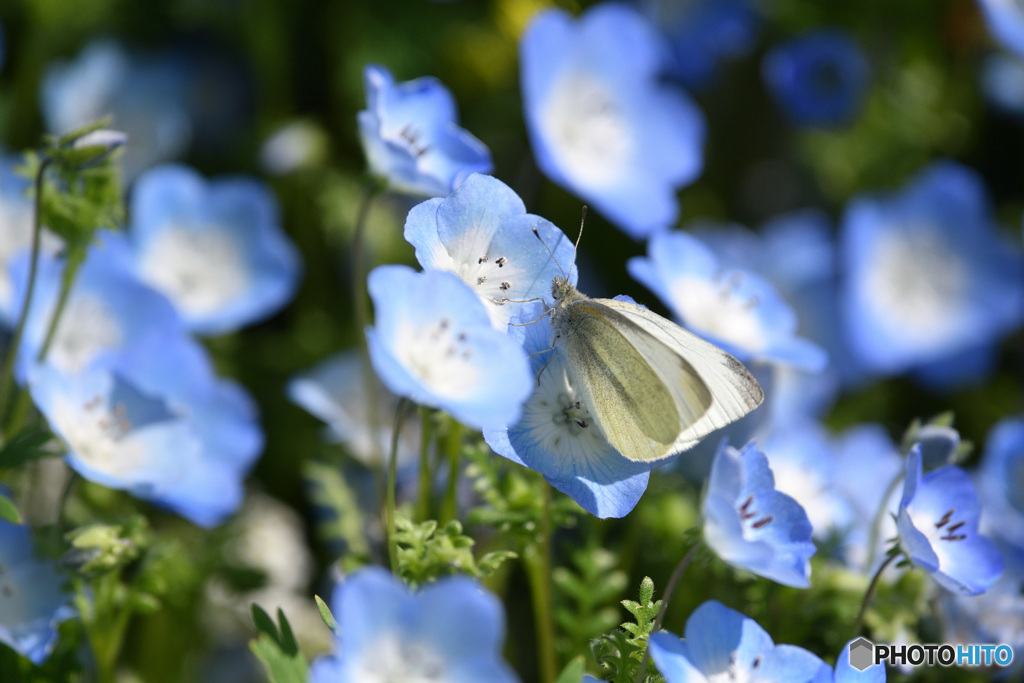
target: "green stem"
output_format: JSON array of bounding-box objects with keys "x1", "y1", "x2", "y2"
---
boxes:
[
  {"x1": 854, "y1": 552, "x2": 899, "y2": 638},
  {"x1": 386, "y1": 398, "x2": 408, "y2": 573},
  {"x1": 525, "y1": 483, "x2": 557, "y2": 683},
  {"x1": 5, "y1": 245, "x2": 87, "y2": 436},
  {"x1": 352, "y1": 178, "x2": 386, "y2": 468},
  {"x1": 634, "y1": 541, "x2": 701, "y2": 683},
  {"x1": 415, "y1": 407, "x2": 434, "y2": 521},
  {"x1": 36, "y1": 254, "x2": 82, "y2": 363},
  {"x1": 78, "y1": 572, "x2": 130, "y2": 683},
  {"x1": 0, "y1": 157, "x2": 51, "y2": 423},
  {"x1": 864, "y1": 471, "x2": 903, "y2": 572},
  {"x1": 439, "y1": 417, "x2": 466, "y2": 524},
  {"x1": 50, "y1": 470, "x2": 79, "y2": 547}
]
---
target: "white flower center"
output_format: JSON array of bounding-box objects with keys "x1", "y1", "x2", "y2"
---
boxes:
[
  {"x1": 54, "y1": 394, "x2": 149, "y2": 479},
  {"x1": 864, "y1": 227, "x2": 966, "y2": 344},
  {"x1": 140, "y1": 225, "x2": 248, "y2": 317},
  {"x1": 540, "y1": 74, "x2": 632, "y2": 186},
  {"x1": 670, "y1": 273, "x2": 767, "y2": 352},
  {"x1": 704, "y1": 650, "x2": 765, "y2": 683},
  {"x1": 395, "y1": 317, "x2": 481, "y2": 398},
  {"x1": 351, "y1": 634, "x2": 447, "y2": 683},
  {"x1": 51, "y1": 294, "x2": 123, "y2": 373}
]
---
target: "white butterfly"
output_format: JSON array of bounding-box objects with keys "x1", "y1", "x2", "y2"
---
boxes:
[{"x1": 547, "y1": 274, "x2": 763, "y2": 462}]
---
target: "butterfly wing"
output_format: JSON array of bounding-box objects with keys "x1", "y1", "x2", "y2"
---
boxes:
[
  {"x1": 561, "y1": 299, "x2": 714, "y2": 462},
  {"x1": 597, "y1": 298, "x2": 763, "y2": 453}
]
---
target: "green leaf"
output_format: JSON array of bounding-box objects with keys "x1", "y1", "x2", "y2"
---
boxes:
[
  {"x1": 394, "y1": 513, "x2": 516, "y2": 587},
  {"x1": 276, "y1": 609, "x2": 300, "y2": 657},
  {"x1": 555, "y1": 656, "x2": 586, "y2": 683},
  {"x1": 315, "y1": 594, "x2": 338, "y2": 633},
  {"x1": 251, "y1": 604, "x2": 278, "y2": 639},
  {"x1": 249, "y1": 635, "x2": 307, "y2": 683},
  {"x1": 0, "y1": 422, "x2": 57, "y2": 470},
  {"x1": 249, "y1": 604, "x2": 308, "y2": 683},
  {"x1": 0, "y1": 493, "x2": 22, "y2": 524}
]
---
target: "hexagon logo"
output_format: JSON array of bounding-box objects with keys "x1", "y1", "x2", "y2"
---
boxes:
[{"x1": 849, "y1": 637, "x2": 875, "y2": 672}]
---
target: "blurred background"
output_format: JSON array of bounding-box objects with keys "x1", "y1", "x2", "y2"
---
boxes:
[{"x1": 1, "y1": 0, "x2": 1023, "y2": 681}]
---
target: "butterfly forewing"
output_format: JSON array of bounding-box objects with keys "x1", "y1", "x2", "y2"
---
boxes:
[{"x1": 563, "y1": 301, "x2": 711, "y2": 461}]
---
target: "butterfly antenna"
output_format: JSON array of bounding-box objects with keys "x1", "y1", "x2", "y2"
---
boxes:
[
  {"x1": 532, "y1": 225, "x2": 566, "y2": 278},
  {"x1": 570, "y1": 205, "x2": 587, "y2": 273}
]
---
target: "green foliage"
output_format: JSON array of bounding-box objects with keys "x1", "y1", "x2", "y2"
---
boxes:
[
  {"x1": 314, "y1": 594, "x2": 338, "y2": 634},
  {"x1": 395, "y1": 513, "x2": 516, "y2": 588},
  {"x1": 0, "y1": 492, "x2": 21, "y2": 524},
  {"x1": 592, "y1": 577, "x2": 664, "y2": 683},
  {"x1": 465, "y1": 438, "x2": 578, "y2": 546},
  {"x1": 249, "y1": 605, "x2": 308, "y2": 683},
  {"x1": 62, "y1": 518, "x2": 147, "y2": 576},
  {"x1": 16, "y1": 119, "x2": 125, "y2": 262},
  {"x1": 0, "y1": 421, "x2": 57, "y2": 470},
  {"x1": 555, "y1": 656, "x2": 586, "y2": 683},
  {"x1": 866, "y1": 559, "x2": 930, "y2": 643},
  {"x1": 303, "y1": 458, "x2": 371, "y2": 568},
  {"x1": 553, "y1": 545, "x2": 627, "y2": 663}
]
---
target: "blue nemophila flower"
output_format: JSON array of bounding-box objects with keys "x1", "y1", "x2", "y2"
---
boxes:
[
  {"x1": 309, "y1": 567, "x2": 519, "y2": 683},
  {"x1": 703, "y1": 440, "x2": 816, "y2": 587},
  {"x1": 128, "y1": 164, "x2": 301, "y2": 336},
  {"x1": 648, "y1": 600, "x2": 831, "y2": 682},
  {"x1": 628, "y1": 230, "x2": 827, "y2": 371},
  {"x1": 483, "y1": 302, "x2": 659, "y2": 518},
  {"x1": 840, "y1": 161, "x2": 1024, "y2": 379},
  {"x1": 897, "y1": 445, "x2": 1004, "y2": 595},
  {"x1": 287, "y1": 349, "x2": 422, "y2": 470},
  {"x1": 977, "y1": 418, "x2": 1024, "y2": 557},
  {"x1": 9, "y1": 232, "x2": 182, "y2": 380},
  {"x1": 976, "y1": 0, "x2": 1024, "y2": 58},
  {"x1": 762, "y1": 29, "x2": 870, "y2": 127},
  {"x1": 760, "y1": 421, "x2": 903, "y2": 572},
  {"x1": 365, "y1": 265, "x2": 531, "y2": 431},
  {"x1": 520, "y1": 3, "x2": 705, "y2": 239},
  {"x1": 29, "y1": 332, "x2": 262, "y2": 527},
  {"x1": 0, "y1": 520, "x2": 75, "y2": 665},
  {"x1": 640, "y1": 0, "x2": 759, "y2": 90},
  {"x1": 688, "y1": 213, "x2": 843, "y2": 423},
  {"x1": 41, "y1": 40, "x2": 192, "y2": 180},
  {"x1": 404, "y1": 173, "x2": 575, "y2": 329},
  {"x1": 358, "y1": 64, "x2": 492, "y2": 197}
]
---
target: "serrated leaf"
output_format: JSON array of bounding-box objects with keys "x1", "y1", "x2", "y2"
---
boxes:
[
  {"x1": 315, "y1": 594, "x2": 338, "y2": 633},
  {"x1": 0, "y1": 493, "x2": 22, "y2": 524},
  {"x1": 303, "y1": 460, "x2": 370, "y2": 561},
  {"x1": 555, "y1": 655, "x2": 585, "y2": 683}
]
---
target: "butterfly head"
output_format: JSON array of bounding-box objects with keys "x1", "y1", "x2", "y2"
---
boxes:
[{"x1": 551, "y1": 275, "x2": 576, "y2": 302}]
